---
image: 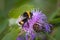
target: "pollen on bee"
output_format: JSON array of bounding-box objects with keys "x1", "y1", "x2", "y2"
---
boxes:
[{"x1": 19, "y1": 21, "x2": 24, "y2": 25}]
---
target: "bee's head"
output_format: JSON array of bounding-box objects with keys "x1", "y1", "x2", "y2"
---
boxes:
[{"x1": 18, "y1": 11, "x2": 33, "y2": 25}]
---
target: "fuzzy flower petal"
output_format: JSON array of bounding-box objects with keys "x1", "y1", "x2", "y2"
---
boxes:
[
  {"x1": 25, "y1": 32, "x2": 36, "y2": 40},
  {"x1": 17, "y1": 35, "x2": 26, "y2": 40},
  {"x1": 22, "y1": 10, "x2": 51, "y2": 33},
  {"x1": 17, "y1": 9, "x2": 52, "y2": 40}
]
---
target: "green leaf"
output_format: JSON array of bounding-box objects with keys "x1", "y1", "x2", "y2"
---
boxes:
[
  {"x1": 0, "y1": 19, "x2": 9, "y2": 40},
  {"x1": 30, "y1": 0, "x2": 57, "y2": 15},
  {"x1": 5, "y1": 0, "x2": 31, "y2": 13},
  {"x1": 45, "y1": 33, "x2": 56, "y2": 40},
  {"x1": 5, "y1": 0, "x2": 30, "y2": 9},
  {"x1": 53, "y1": 26, "x2": 60, "y2": 40},
  {"x1": 2, "y1": 25, "x2": 20, "y2": 40},
  {"x1": 0, "y1": 19, "x2": 8, "y2": 34},
  {"x1": 48, "y1": 8, "x2": 60, "y2": 21},
  {"x1": 49, "y1": 18, "x2": 60, "y2": 24},
  {"x1": 9, "y1": 4, "x2": 34, "y2": 18}
]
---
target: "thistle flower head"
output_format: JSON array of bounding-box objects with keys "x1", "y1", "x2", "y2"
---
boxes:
[{"x1": 16, "y1": 9, "x2": 52, "y2": 40}]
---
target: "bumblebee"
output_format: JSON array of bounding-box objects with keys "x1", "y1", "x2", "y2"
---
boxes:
[
  {"x1": 17, "y1": 11, "x2": 43, "y2": 32},
  {"x1": 17, "y1": 10, "x2": 52, "y2": 33},
  {"x1": 18, "y1": 11, "x2": 33, "y2": 25},
  {"x1": 17, "y1": 10, "x2": 53, "y2": 40}
]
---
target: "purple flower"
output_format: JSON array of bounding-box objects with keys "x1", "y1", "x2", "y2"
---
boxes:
[
  {"x1": 16, "y1": 35, "x2": 26, "y2": 40},
  {"x1": 17, "y1": 9, "x2": 52, "y2": 40}
]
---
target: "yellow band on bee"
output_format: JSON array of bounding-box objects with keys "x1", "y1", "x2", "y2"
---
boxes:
[
  {"x1": 20, "y1": 21, "x2": 24, "y2": 24},
  {"x1": 26, "y1": 11, "x2": 30, "y2": 18}
]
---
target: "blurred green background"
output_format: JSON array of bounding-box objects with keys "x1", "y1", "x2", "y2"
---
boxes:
[{"x1": 0, "y1": 0, "x2": 60, "y2": 40}]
